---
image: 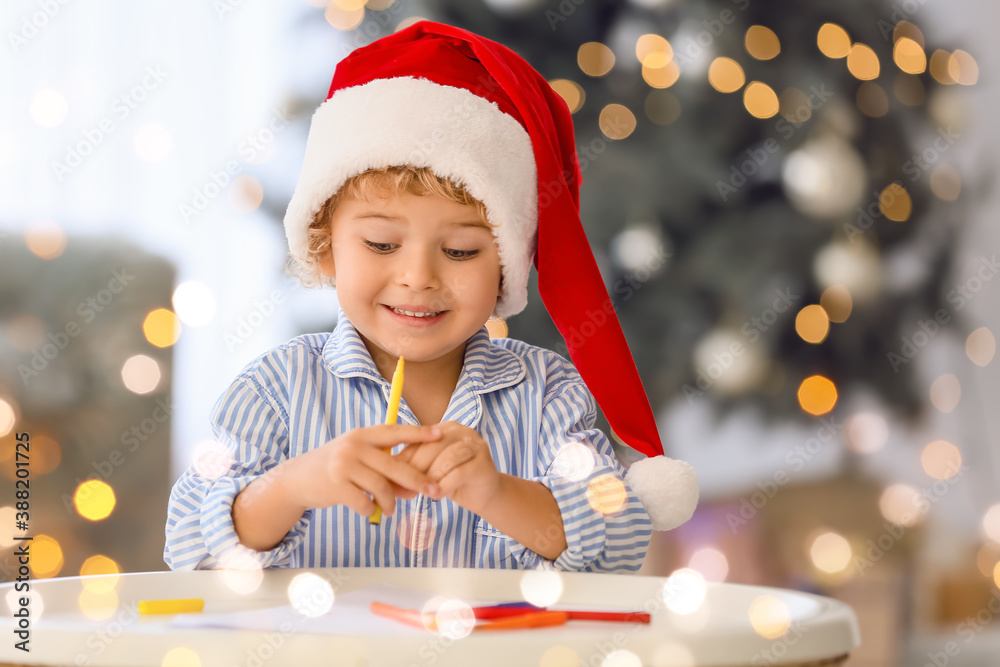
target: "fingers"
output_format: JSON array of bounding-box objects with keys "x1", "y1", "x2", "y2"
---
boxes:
[
  {"x1": 426, "y1": 438, "x2": 477, "y2": 483},
  {"x1": 363, "y1": 447, "x2": 438, "y2": 496},
  {"x1": 365, "y1": 423, "x2": 442, "y2": 448},
  {"x1": 350, "y1": 466, "x2": 398, "y2": 517}
]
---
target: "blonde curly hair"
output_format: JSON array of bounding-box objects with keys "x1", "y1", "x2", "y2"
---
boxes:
[{"x1": 284, "y1": 165, "x2": 494, "y2": 290}]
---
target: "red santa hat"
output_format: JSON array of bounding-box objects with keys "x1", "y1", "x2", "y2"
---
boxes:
[{"x1": 283, "y1": 20, "x2": 697, "y2": 531}]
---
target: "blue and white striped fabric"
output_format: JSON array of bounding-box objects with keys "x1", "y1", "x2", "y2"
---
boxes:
[{"x1": 164, "y1": 306, "x2": 651, "y2": 572}]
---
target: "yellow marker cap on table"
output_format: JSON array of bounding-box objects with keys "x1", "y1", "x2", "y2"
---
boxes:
[
  {"x1": 138, "y1": 598, "x2": 205, "y2": 615},
  {"x1": 370, "y1": 355, "x2": 405, "y2": 524}
]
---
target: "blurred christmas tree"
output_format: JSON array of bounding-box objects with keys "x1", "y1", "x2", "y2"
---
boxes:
[{"x1": 285, "y1": 0, "x2": 981, "y2": 434}]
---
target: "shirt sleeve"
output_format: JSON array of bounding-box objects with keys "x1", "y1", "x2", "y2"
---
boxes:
[
  {"x1": 163, "y1": 372, "x2": 313, "y2": 570},
  {"x1": 505, "y1": 361, "x2": 652, "y2": 572}
]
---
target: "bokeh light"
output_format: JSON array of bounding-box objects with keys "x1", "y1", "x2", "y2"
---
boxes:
[
  {"x1": 797, "y1": 375, "x2": 837, "y2": 415},
  {"x1": 220, "y1": 553, "x2": 264, "y2": 594},
  {"x1": 74, "y1": 480, "x2": 116, "y2": 521},
  {"x1": 857, "y1": 82, "x2": 888, "y2": 118},
  {"x1": 930, "y1": 163, "x2": 961, "y2": 200},
  {"x1": 0, "y1": 399, "x2": 16, "y2": 437},
  {"x1": 894, "y1": 73, "x2": 926, "y2": 106},
  {"x1": 578, "y1": 42, "x2": 615, "y2": 77},
  {"x1": 948, "y1": 50, "x2": 978, "y2": 85},
  {"x1": 983, "y1": 504, "x2": 1000, "y2": 544},
  {"x1": 817, "y1": 23, "x2": 851, "y2": 59},
  {"x1": 921, "y1": 440, "x2": 962, "y2": 480},
  {"x1": 645, "y1": 90, "x2": 682, "y2": 125},
  {"x1": 809, "y1": 531, "x2": 852, "y2": 573},
  {"x1": 820, "y1": 285, "x2": 853, "y2": 323},
  {"x1": 599, "y1": 104, "x2": 636, "y2": 140},
  {"x1": 749, "y1": 595, "x2": 791, "y2": 639},
  {"x1": 435, "y1": 599, "x2": 476, "y2": 640},
  {"x1": 552, "y1": 441, "x2": 597, "y2": 482},
  {"x1": 80, "y1": 554, "x2": 121, "y2": 594},
  {"x1": 688, "y1": 547, "x2": 729, "y2": 582},
  {"x1": 880, "y1": 484, "x2": 926, "y2": 527},
  {"x1": 795, "y1": 305, "x2": 830, "y2": 344},
  {"x1": 966, "y1": 327, "x2": 995, "y2": 366},
  {"x1": 602, "y1": 650, "x2": 642, "y2": 667},
  {"x1": 549, "y1": 79, "x2": 585, "y2": 114},
  {"x1": 745, "y1": 26, "x2": 780, "y2": 60},
  {"x1": 846, "y1": 411, "x2": 889, "y2": 454},
  {"x1": 743, "y1": 81, "x2": 779, "y2": 119},
  {"x1": 662, "y1": 568, "x2": 707, "y2": 615},
  {"x1": 227, "y1": 175, "x2": 264, "y2": 214},
  {"x1": 24, "y1": 219, "x2": 67, "y2": 260},
  {"x1": 879, "y1": 183, "x2": 912, "y2": 222},
  {"x1": 520, "y1": 569, "x2": 564, "y2": 607},
  {"x1": 541, "y1": 646, "x2": 581, "y2": 667},
  {"x1": 587, "y1": 473, "x2": 627, "y2": 514},
  {"x1": 79, "y1": 589, "x2": 118, "y2": 621},
  {"x1": 288, "y1": 572, "x2": 334, "y2": 617},
  {"x1": 893, "y1": 37, "x2": 926, "y2": 74},
  {"x1": 161, "y1": 647, "x2": 201, "y2": 667},
  {"x1": 847, "y1": 43, "x2": 880, "y2": 80},
  {"x1": 708, "y1": 57, "x2": 745, "y2": 93},
  {"x1": 485, "y1": 317, "x2": 508, "y2": 339},
  {"x1": 642, "y1": 61, "x2": 680, "y2": 89},
  {"x1": 930, "y1": 49, "x2": 956, "y2": 84},
  {"x1": 325, "y1": 1, "x2": 364, "y2": 30},
  {"x1": 121, "y1": 354, "x2": 162, "y2": 394},
  {"x1": 143, "y1": 308, "x2": 182, "y2": 348},
  {"x1": 636, "y1": 34, "x2": 672, "y2": 68},
  {"x1": 929, "y1": 374, "x2": 961, "y2": 413},
  {"x1": 31, "y1": 535, "x2": 64, "y2": 578},
  {"x1": 172, "y1": 281, "x2": 217, "y2": 327}
]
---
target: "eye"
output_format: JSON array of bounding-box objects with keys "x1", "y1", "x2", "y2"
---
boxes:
[
  {"x1": 363, "y1": 240, "x2": 396, "y2": 253},
  {"x1": 444, "y1": 249, "x2": 480, "y2": 260}
]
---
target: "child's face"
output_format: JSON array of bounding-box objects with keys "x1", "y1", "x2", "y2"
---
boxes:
[{"x1": 320, "y1": 189, "x2": 503, "y2": 366}]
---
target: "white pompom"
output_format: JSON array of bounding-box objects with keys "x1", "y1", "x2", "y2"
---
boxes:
[{"x1": 624, "y1": 455, "x2": 699, "y2": 531}]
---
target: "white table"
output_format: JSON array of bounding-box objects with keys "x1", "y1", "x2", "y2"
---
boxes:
[{"x1": 1, "y1": 567, "x2": 859, "y2": 666}]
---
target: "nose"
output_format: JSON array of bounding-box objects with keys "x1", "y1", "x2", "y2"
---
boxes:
[{"x1": 395, "y1": 246, "x2": 440, "y2": 291}]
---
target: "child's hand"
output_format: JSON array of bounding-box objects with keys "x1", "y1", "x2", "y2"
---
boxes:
[
  {"x1": 284, "y1": 424, "x2": 443, "y2": 518},
  {"x1": 393, "y1": 421, "x2": 501, "y2": 515}
]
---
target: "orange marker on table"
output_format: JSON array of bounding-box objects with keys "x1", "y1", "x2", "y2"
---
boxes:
[
  {"x1": 370, "y1": 355, "x2": 404, "y2": 524},
  {"x1": 138, "y1": 598, "x2": 204, "y2": 615}
]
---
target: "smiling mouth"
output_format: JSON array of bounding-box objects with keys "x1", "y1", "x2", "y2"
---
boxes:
[{"x1": 386, "y1": 305, "x2": 445, "y2": 318}]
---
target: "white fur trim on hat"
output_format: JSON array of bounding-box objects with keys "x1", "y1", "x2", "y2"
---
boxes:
[
  {"x1": 283, "y1": 76, "x2": 538, "y2": 318},
  {"x1": 624, "y1": 455, "x2": 699, "y2": 531}
]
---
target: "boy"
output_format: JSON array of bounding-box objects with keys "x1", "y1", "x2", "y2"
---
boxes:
[{"x1": 164, "y1": 21, "x2": 697, "y2": 573}]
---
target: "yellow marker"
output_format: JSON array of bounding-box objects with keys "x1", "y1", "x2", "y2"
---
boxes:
[
  {"x1": 138, "y1": 598, "x2": 204, "y2": 615},
  {"x1": 370, "y1": 355, "x2": 405, "y2": 524}
]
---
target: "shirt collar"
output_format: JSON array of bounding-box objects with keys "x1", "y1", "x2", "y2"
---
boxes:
[{"x1": 323, "y1": 305, "x2": 525, "y2": 395}]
